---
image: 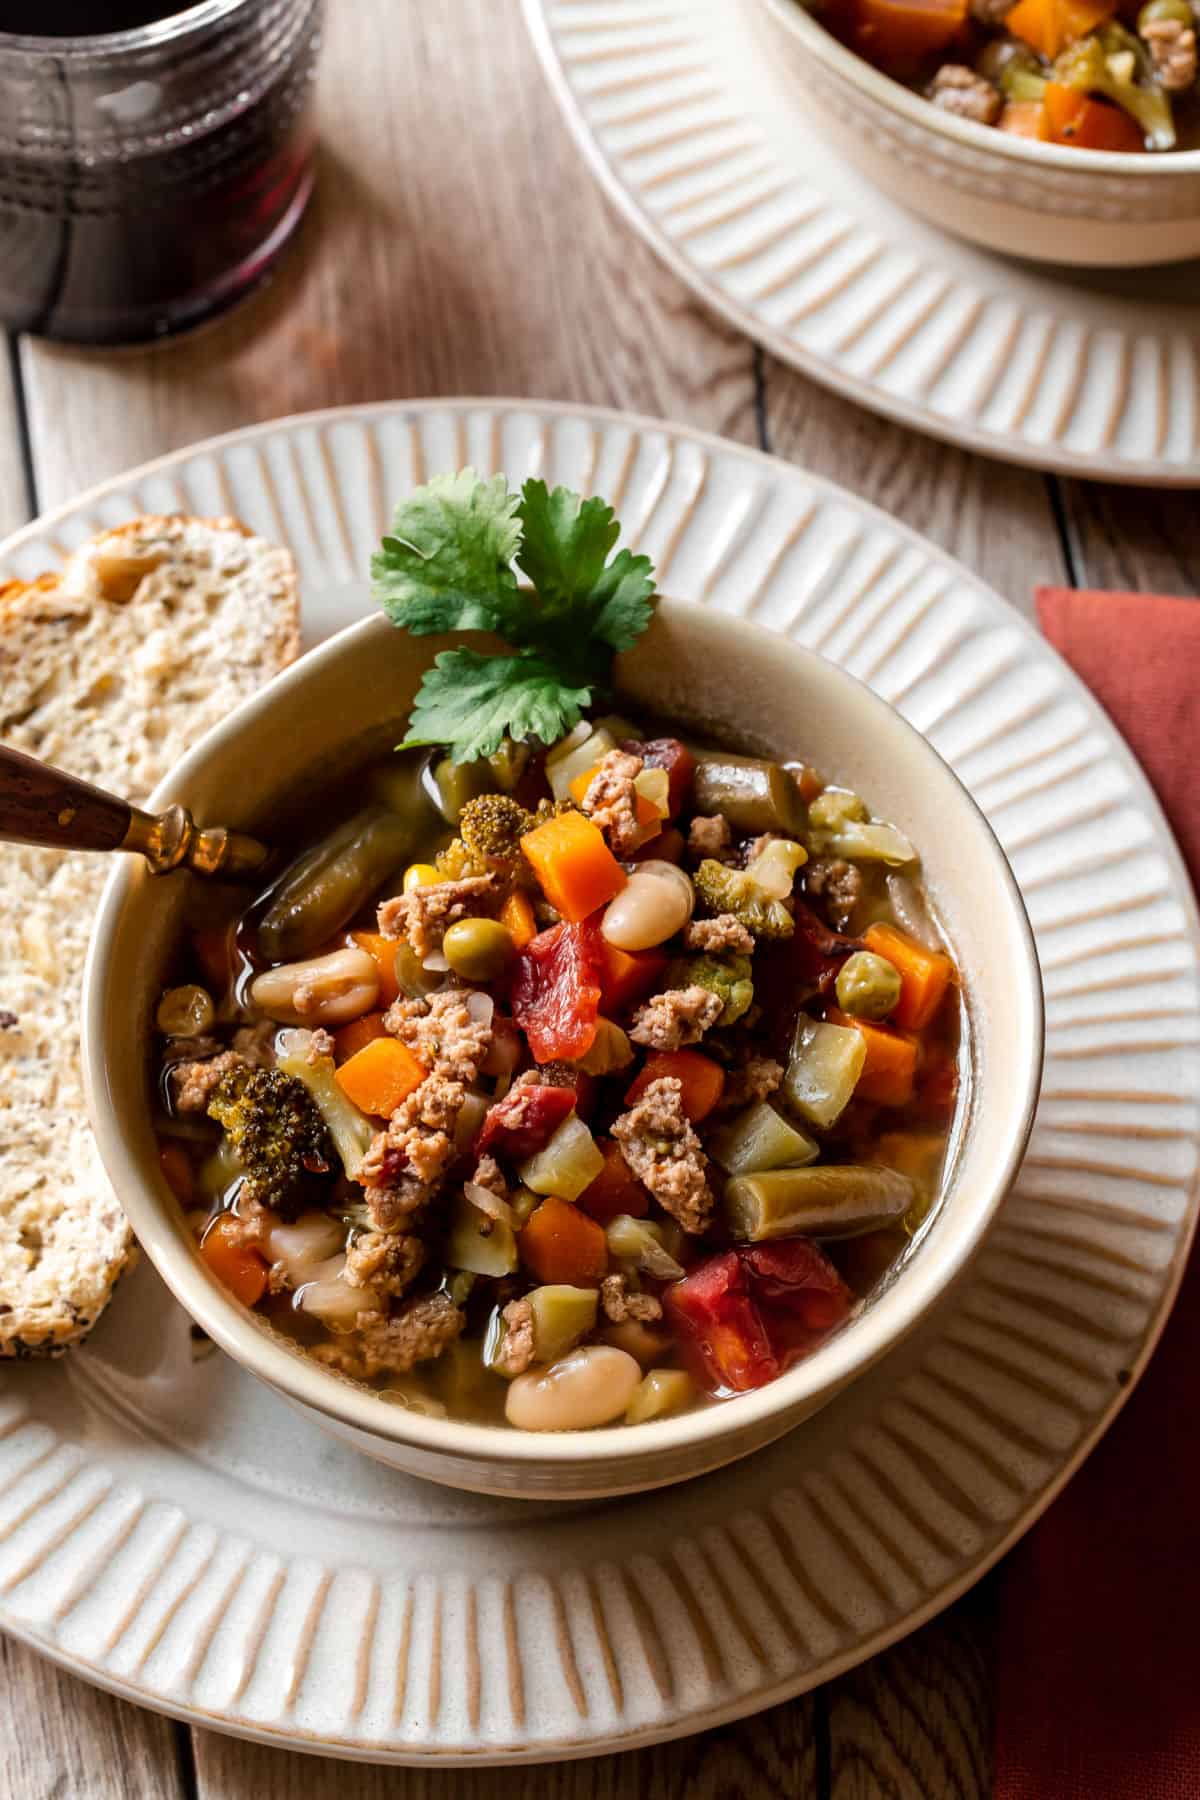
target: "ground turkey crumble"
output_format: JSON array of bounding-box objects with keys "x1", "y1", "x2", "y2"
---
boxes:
[
  {"x1": 804, "y1": 857, "x2": 863, "y2": 931},
  {"x1": 718, "y1": 1055, "x2": 784, "y2": 1110},
  {"x1": 492, "y1": 1296, "x2": 535, "y2": 1377},
  {"x1": 687, "y1": 814, "x2": 733, "y2": 863},
  {"x1": 581, "y1": 747, "x2": 644, "y2": 855},
  {"x1": 313, "y1": 1292, "x2": 465, "y2": 1380},
  {"x1": 1143, "y1": 16, "x2": 1197, "y2": 89},
  {"x1": 611, "y1": 1076, "x2": 713, "y2": 1235},
  {"x1": 343, "y1": 1230, "x2": 425, "y2": 1297},
  {"x1": 169, "y1": 1021, "x2": 278, "y2": 1112},
  {"x1": 629, "y1": 985, "x2": 723, "y2": 1051},
  {"x1": 927, "y1": 64, "x2": 1001, "y2": 124},
  {"x1": 600, "y1": 1273, "x2": 663, "y2": 1323},
  {"x1": 377, "y1": 873, "x2": 496, "y2": 961},
  {"x1": 683, "y1": 914, "x2": 754, "y2": 955}
]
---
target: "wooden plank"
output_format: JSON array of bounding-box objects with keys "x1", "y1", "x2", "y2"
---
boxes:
[
  {"x1": 191, "y1": 1699, "x2": 819, "y2": 1799},
  {"x1": 20, "y1": 0, "x2": 757, "y2": 510},
  {"x1": 761, "y1": 357, "x2": 1071, "y2": 614},
  {"x1": 0, "y1": 1631, "x2": 185, "y2": 1800},
  {"x1": 1059, "y1": 484, "x2": 1200, "y2": 594}
]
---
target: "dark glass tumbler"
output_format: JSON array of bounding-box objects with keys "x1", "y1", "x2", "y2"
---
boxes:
[{"x1": 0, "y1": 0, "x2": 323, "y2": 344}]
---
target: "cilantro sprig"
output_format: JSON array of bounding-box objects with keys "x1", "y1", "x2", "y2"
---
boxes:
[{"x1": 371, "y1": 470, "x2": 656, "y2": 764}]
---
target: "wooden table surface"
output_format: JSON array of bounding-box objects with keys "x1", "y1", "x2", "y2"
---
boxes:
[{"x1": 2, "y1": 3, "x2": 1197, "y2": 1796}]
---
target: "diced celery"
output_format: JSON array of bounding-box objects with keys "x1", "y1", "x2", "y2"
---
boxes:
[
  {"x1": 724, "y1": 1166, "x2": 913, "y2": 1242},
  {"x1": 605, "y1": 1214, "x2": 685, "y2": 1280},
  {"x1": 633, "y1": 765, "x2": 670, "y2": 819},
  {"x1": 625, "y1": 1369, "x2": 695, "y2": 1424},
  {"x1": 529, "y1": 1284, "x2": 599, "y2": 1363},
  {"x1": 518, "y1": 1115, "x2": 605, "y2": 1200},
  {"x1": 809, "y1": 818, "x2": 914, "y2": 866},
  {"x1": 575, "y1": 1017, "x2": 634, "y2": 1077},
  {"x1": 708, "y1": 1101, "x2": 819, "y2": 1177},
  {"x1": 444, "y1": 1190, "x2": 519, "y2": 1276},
  {"x1": 509, "y1": 1185, "x2": 541, "y2": 1227},
  {"x1": 784, "y1": 1016, "x2": 867, "y2": 1131},
  {"x1": 453, "y1": 1091, "x2": 489, "y2": 1153}
]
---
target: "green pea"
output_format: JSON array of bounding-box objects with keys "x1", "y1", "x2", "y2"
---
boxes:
[
  {"x1": 442, "y1": 918, "x2": 515, "y2": 983},
  {"x1": 1139, "y1": 0, "x2": 1193, "y2": 28},
  {"x1": 835, "y1": 950, "x2": 902, "y2": 1020}
]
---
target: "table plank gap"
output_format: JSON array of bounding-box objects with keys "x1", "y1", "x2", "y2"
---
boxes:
[{"x1": 1058, "y1": 482, "x2": 1200, "y2": 594}]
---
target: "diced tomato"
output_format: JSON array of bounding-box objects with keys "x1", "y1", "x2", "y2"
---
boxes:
[
  {"x1": 664, "y1": 1252, "x2": 780, "y2": 1393},
  {"x1": 739, "y1": 1240, "x2": 852, "y2": 1333},
  {"x1": 598, "y1": 939, "x2": 668, "y2": 1015},
  {"x1": 511, "y1": 920, "x2": 604, "y2": 1062},
  {"x1": 474, "y1": 1083, "x2": 576, "y2": 1162},
  {"x1": 624, "y1": 737, "x2": 695, "y2": 817},
  {"x1": 577, "y1": 1138, "x2": 649, "y2": 1223},
  {"x1": 626, "y1": 1049, "x2": 725, "y2": 1123}
]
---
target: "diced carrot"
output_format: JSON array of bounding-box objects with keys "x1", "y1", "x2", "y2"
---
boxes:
[
  {"x1": 794, "y1": 765, "x2": 824, "y2": 806},
  {"x1": 1039, "y1": 81, "x2": 1143, "y2": 150},
  {"x1": 577, "y1": 1139, "x2": 650, "y2": 1224},
  {"x1": 499, "y1": 889, "x2": 538, "y2": 950},
  {"x1": 335, "y1": 1037, "x2": 427, "y2": 1116},
  {"x1": 349, "y1": 930, "x2": 401, "y2": 1008},
  {"x1": 826, "y1": 1007, "x2": 919, "y2": 1107},
  {"x1": 997, "y1": 99, "x2": 1045, "y2": 138},
  {"x1": 333, "y1": 1011, "x2": 389, "y2": 1063},
  {"x1": 852, "y1": 0, "x2": 967, "y2": 67},
  {"x1": 200, "y1": 1214, "x2": 269, "y2": 1307},
  {"x1": 568, "y1": 764, "x2": 601, "y2": 806},
  {"x1": 519, "y1": 1196, "x2": 609, "y2": 1285},
  {"x1": 158, "y1": 1140, "x2": 193, "y2": 1205},
  {"x1": 863, "y1": 922, "x2": 955, "y2": 1032},
  {"x1": 520, "y1": 810, "x2": 626, "y2": 922},
  {"x1": 1005, "y1": 0, "x2": 1114, "y2": 58},
  {"x1": 193, "y1": 925, "x2": 234, "y2": 995},
  {"x1": 598, "y1": 940, "x2": 668, "y2": 1014},
  {"x1": 626, "y1": 1049, "x2": 726, "y2": 1124}
]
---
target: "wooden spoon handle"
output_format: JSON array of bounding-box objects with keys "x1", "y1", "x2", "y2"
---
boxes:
[{"x1": 0, "y1": 743, "x2": 132, "y2": 853}]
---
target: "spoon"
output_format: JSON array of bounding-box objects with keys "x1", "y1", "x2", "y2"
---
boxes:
[{"x1": 0, "y1": 744, "x2": 269, "y2": 879}]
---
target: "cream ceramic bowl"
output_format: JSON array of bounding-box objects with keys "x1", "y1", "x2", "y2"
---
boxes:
[
  {"x1": 83, "y1": 602, "x2": 1043, "y2": 1500},
  {"x1": 759, "y1": 0, "x2": 1200, "y2": 266}
]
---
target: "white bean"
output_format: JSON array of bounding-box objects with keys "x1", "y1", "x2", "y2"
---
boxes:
[
  {"x1": 505, "y1": 1345, "x2": 642, "y2": 1432},
  {"x1": 295, "y1": 1268, "x2": 381, "y2": 1330},
  {"x1": 601, "y1": 865, "x2": 694, "y2": 952},
  {"x1": 250, "y1": 945, "x2": 379, "y2": 1026},
  {"x1": 267, "y1": 1212, "x2": 346, "y2": 1284}
]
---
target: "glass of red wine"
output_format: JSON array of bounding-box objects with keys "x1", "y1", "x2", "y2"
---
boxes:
[{"x1": 0, "y1": 1, "x2": 323, "y2": 344}]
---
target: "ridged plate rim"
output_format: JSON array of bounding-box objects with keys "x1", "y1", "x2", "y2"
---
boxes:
[
  {"x1": 524, "y1": 0, "x2": 1200, "y2": 486},
  {"x1": 1, "y1": 397, "x2": 1197, "y2": 1765}
]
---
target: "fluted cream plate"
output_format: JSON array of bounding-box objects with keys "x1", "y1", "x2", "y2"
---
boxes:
[
  {"x1": 1, "y1": 401, "x2": 1197, "y2": 1762},
  {"x1": 524, "y1": 0, "x2": 1200, "y2": 485}
]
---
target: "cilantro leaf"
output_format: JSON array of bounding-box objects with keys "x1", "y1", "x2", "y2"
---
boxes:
[
  {"x1": 371, "y1": 469, "x2": 523, "y2": 638},
  {"x1": 398, "y1": 648, "x2": 592, "y2": 764},
  {"x1": 516, "y1": 479, "x2": 655, "y2": 658}
]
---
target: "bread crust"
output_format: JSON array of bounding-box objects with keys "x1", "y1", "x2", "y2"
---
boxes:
[{"x1": 0, "y1": 513, "x2": 300, "y2": 1356}]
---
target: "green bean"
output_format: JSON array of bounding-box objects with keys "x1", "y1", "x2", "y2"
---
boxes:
[
  {"x1": 256, "y1": 807, "x2": 414, "y2": 962},
  {"x1": 433, "y1": 756, "x2": 495, "y2": 825},
  {"x1": 724, "y1": 1166, "x2": 914, "y2": 1242},
  {"x1": 692, "y1": 752, "x2": 800, "y2": 834},
  {"x1": 708, "y1": 1101, "x2": 819, "y2": 1176}
]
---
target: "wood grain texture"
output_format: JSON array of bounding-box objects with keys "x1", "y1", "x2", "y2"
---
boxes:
[
  {"x1": 19, "y1": 0, "x2": 756, "y2": 512},
  {"x1": 190, "y1": 1701, "x2": 820, "y2": 1799},
  {"x1": 1059, "y1": 483, "x2": 1200, "y2": 594},
  {"x1": 0, "y1": 1630, "x2": 185, "y2": 1800}
]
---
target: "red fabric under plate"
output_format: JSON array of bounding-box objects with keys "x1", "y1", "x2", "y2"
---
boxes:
[{"x1": 992, "y1": 589, "x2": 1200, "y2": 1800}]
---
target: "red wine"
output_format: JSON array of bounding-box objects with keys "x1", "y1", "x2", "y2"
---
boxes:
[
  {"x1": 0, "y1": 3, "x2": 193, "y2": 34},
  {"x1": 0, "y1": 0, "x2": 322, "y2": 343}
]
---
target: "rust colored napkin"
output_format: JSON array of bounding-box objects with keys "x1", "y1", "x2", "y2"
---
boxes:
[{"x1": 993, "y1": 588, "x2": 1200, "y2": 1800}]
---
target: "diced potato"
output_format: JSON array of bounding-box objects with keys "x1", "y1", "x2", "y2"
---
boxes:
[
  {"x1": 625, "y1": 1369, "x2": 695, "y2": 1424},
  {"x1": 708, "y1": 1101, "x2": 819, "y2": 1177},
  {"x1": 445, "y1": 1191, "x2": 519, "y2": 1276},
  {"x1": 518, "y1": 1115, "x2": 605, "y2": 1201},
  {"x1": 784, "y1": 1016, "x2": 867, "y2": 1131},
  {"x1": 605, "y1": 1214, "x2": 685, "y2": 1280},
  {"x1": 529, "y1": 1284, "x2": 600, "y2": 1363}
]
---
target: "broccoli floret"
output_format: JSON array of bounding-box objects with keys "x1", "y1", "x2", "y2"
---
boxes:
[
  {"x1": 459, "y1": 794, "x2": 536, "y2": 860},
  {"x1": 693, "y1": 859, "x2": 795, "y2": 940},
  {"x1": 664, "y1": 953, "x2": 755, "y2": 1026},
  {"x1": 1055, "y1": 25, "x2": 1175, "y2": 148},
  {"x1": 207, "y1": 1065, "x2": 335, "y2": 1213}
]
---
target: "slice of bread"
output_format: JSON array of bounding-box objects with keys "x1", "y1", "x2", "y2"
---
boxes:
[{"x1": 0, "y1": 515, "x2": 300, "y2": 1356}]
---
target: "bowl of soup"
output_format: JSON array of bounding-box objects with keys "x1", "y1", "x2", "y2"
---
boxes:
[{"x1": 82, "y1": 601, "x2": 1042, "y2": 1498}]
